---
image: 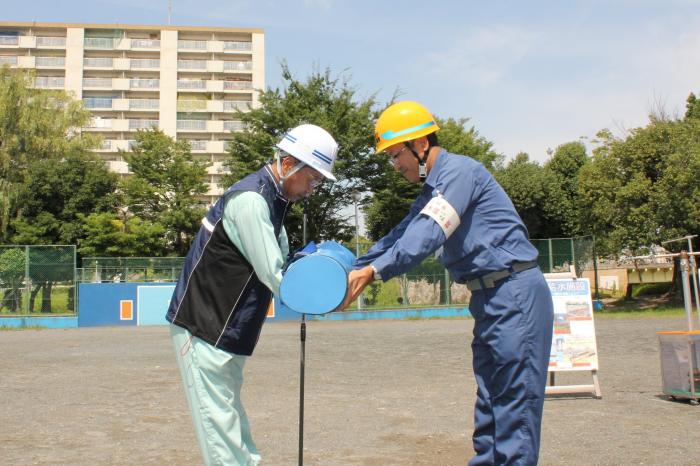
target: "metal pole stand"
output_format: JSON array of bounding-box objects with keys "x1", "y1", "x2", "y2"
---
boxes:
[{"x1": 298, "y1": 313, "x2": 306, "y2": 465}]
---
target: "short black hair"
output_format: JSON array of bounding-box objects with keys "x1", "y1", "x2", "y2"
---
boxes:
[{"x1": 427, "y1": 132, "x2": 439, "y2": 147}]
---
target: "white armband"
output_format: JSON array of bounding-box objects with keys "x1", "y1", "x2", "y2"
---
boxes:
[{"x1": 420, "y1": 193, "x2": 460, "y2": 239}]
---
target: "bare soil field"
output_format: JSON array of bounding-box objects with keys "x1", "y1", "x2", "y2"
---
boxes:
[{"x1": 1, "y1": 315, "x2": 697, "y2": 465}]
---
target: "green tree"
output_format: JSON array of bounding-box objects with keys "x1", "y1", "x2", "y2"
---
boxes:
[
  {"x1": 221, "y1": 64, "x2": 378, "y2": 248},
  {"x1": 494, "y1": 153, "x2": 560, "y2": 239},
  {"x1": 121, "y1": 128, "x2": 209, "y2": 256},
  {"x1": 0, "y1": 66, "x2": 95, "y2": 241},
  {"x1": 437, "y1": 117, "x2": 503, "y2": 171},
  {"x1": 77, "y1": 212, "x2": 166, "y2": 257},
  {"x1": 542, "y1": 141, "x2": 589, "y2": 236},
  {"x1": 6, "y1": 152, "x2": 115, "y2": 313},
  {"x1": 10, "y1": 152, "x2": 118, "y2": 245},
  {"x1": 578, "y1": 113, "x2": 700, "y2": 256},
  {"x1": 0, "y1": 247, "x2": 25, "y2": 312},
  {"x1": 685, "y1": 92, "x2": 700, "y2": 120}
]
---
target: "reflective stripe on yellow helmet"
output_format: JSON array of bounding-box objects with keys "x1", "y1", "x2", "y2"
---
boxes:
[{"x1": 374, "y1": 101, "x2": 439, "y2": 153}]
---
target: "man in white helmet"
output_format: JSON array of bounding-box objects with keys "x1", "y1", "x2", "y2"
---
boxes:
[{"x1": 166, "y1": 124, "x2": 338, "y2": 465}]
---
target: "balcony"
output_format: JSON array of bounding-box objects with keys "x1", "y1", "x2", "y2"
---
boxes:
[
  {"x1": 99, "y1": 140, "x2": 113, "y2": 151},
  {"x1": 131, "y1": 59, "x2": 160, "y2": 69},
  {"x1": 223, "y1": 121, "x2": 245, "y2": 132},
  {"x1": 223, "y1": 81, "x2": 253, "y2": 91},
  {"x1": 177, "y1": 79, "x2": 206, "y2": 90},
  {"x1": 130, "y1": 78, "x2": 159, "y2": 89},
  {"x1": 223, "y1": 41, "x2": 252, "y2": 52},
  {"x1": 35, "y1": 56, "x2": 65, "y2": 68},
  {"x1": 129, "y1": 99, "x2": 159, "y2": 110},
  {"x1": 34, "y1": 76, "x2": 64, "y2": 89},
  {"x1": 85, "y1": 117, "x2": 113, "y2": 130},
  {"x1": 83, "y1": 97, "x2": 113, "y2": 109},
  {"x1": 189, "y1": 140, "x2": 208, "y2": 151},
  {"x1": 215, "y1": 141, "x2": 229, "y2": 153},
  {"x1": 177, "y1": 119, "x2": 207, "y2": 131},
  {"x1": 83, "y1": 77, "x2": 113, "y2": 88},
  {"x1": 107, "y1": 160, "x2": 129, "y2": 174},
  {"x1": 178, "y1": 59, "x2": 207, "y2": 71},
  {"x1": 0, "y1": 55, "x2": 18, "y2": 66},
  {"x1": 84, "y1": 57, "x2": 113, "y2": 68},
  {"x1": 36, "y1": 36, "x2": 66, "y2": 48},
  {"x1": 0, "y1": 35, "x2": 19, "y2": 46},
  {"x1": 177, "y1": 100, "x2": 207, "y2": 112},
  {"x1": 131, "y1": 39, "x2": 160, "y2": 49},
  {"x1": 128, "y1": 119, "x2": 159, "y2": 130},
  {"x1": 223, "y1": 101, "x2": 249, "y2": 111},
  {"x1": 208, "y1": 161, "x2": 227, "y2": 174},
  {"x1": 223, "y1": 61, "x2": 252, "y2": 72},
  {"x1": 84, "y1": 37, "x2": 118, "y2": 49},
  {"x1": 178, "y1": 39, "x2": 207, "y2": 51}
]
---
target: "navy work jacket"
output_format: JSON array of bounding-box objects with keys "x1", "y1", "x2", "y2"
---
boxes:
[{"x1": 356, "y1": 150, "x2": 538, "y2": 282}]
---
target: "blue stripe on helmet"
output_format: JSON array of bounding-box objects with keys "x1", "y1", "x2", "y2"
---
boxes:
[
  {"x1": 312, "y1": 150, "x2": 332, "y2": 164},
  {"x1": 381, "y1": 121, "x2": 436, "y2": 141},
  {"x1": 284, "y1": 133, "x2": 297, "y2": 143}
]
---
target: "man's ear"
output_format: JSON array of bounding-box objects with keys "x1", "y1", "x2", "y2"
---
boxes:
[{"x1": 412, "y1": 136, "x2": 430, "y2": 154}]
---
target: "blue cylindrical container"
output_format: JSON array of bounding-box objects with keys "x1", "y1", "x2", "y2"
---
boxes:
[{"x1": 279, "y1": 241, "x2": 356, "y2": 315}]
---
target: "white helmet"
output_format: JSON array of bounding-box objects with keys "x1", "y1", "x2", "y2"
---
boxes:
[{"x1": 275, "y1": 124, "x2": 339, "y2": 181}]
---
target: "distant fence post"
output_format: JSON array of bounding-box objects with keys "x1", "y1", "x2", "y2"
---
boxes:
[{"x1": 24, "y1": 245, "x2": 30, "y2": 313}]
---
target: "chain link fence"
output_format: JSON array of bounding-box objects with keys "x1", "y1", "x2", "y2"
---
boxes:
[
  {"x1": 531, "y1": 235, "x2": 596, "y2": 276},
  {"x1": 0, "y1": 245, "x2": 76, "y2": 315},
  {"x1": 0, "y1": 236, "x2": 596, "y2": 314},
  {"x1": 349, "y1": 235, "x2": 597, "y2": 310},
  {"x1": 77, "y1": 257, "x2": 185, "y2": 283}
]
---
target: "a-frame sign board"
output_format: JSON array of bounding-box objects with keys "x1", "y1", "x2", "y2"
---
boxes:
[{"x1": 544, "y1": 269, "x2": 602, "y2": 398}]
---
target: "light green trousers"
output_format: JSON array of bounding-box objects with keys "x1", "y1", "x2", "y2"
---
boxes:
[{"x1": 170, "y1": 324, "x2": 261, "y2": 466}]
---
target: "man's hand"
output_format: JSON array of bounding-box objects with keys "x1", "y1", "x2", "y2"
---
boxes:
[{"x1": 338, "y1": 266, "x2": 375, "y2": 311}]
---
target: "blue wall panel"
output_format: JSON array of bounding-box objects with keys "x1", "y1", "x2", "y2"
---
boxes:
[
  {"x1": 0, "y1": 316, "x2": 78, "y2": 329},
  {"x1": 137, "y1": 285, "x2": 175, "y2": 326},
  {"x1": 77, "y1": 283, "x2": 469, "y2": 327},
  {"x1": 78, "y1": 283, "x2": 140, "y2": 327}
]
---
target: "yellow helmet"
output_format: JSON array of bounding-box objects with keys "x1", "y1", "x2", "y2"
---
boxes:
[{"x1": 374, "y1": 101, "x2": 439, "y2": 153}]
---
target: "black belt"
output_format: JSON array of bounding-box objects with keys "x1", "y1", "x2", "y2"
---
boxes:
[{"x1": 464, "y1": 261, "x2": 538, "y2": 291}]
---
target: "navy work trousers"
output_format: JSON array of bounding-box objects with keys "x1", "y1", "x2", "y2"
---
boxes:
[{"x1": 467, "y1": 267, "x2": 554, "y2": 466}]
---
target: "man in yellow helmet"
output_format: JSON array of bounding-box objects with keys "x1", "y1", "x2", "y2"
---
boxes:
[{"x1": 343, "y1": 101, "x2": 554, "y2": 465}]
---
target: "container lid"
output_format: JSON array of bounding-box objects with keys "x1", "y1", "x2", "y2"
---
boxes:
[{"x1": 279, "y1": 254, "x2": 348, "y2": 315}]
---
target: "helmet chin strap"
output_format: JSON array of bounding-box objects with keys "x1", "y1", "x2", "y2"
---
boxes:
[
  {"x1": 276, "y1": 152, "x2": 306, "y2": 190},
  {"x1": 404, "y1": 142, "x2": 429, "y2": 182}
]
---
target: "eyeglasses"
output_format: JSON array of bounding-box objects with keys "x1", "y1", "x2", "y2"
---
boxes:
[
  {"x1": 306, "y1": 169, "x2": 324, "y2": 188},
  {"x1": 385, "y1": 145, "x2": 410, "y2": 164}
]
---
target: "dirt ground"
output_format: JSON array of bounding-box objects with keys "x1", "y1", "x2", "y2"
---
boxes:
[{"x1": 1, "y1": 315, "x2": 698, "y2": 466}]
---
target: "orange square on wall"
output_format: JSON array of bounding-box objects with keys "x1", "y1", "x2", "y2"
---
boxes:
[
  {"x1": 266, "y1": 299, "x2": 275, "y2": 318},
  {"x1": 120, "y1": 300, "x2": 134, "y2": 320}
]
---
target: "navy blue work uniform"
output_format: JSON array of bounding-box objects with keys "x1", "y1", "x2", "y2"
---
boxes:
[{"x1": 356, "y1": 149, "x2": 553, "y2": 465}]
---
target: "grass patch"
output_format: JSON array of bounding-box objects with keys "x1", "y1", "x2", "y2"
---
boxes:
[
  {"x1": 595, "y1": 293, "x2": 687, "y2": 317},
  {"x1": 631, "y1": 282, "x2": 673, "y2": 297},
  {"x1": 595, "y1": 307, "x2": 686, "y2": 318}
]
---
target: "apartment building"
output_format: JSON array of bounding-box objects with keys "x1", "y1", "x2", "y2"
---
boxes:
[{"x1": 0, "y1": 21, "x2": 264, "y2": 204}]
